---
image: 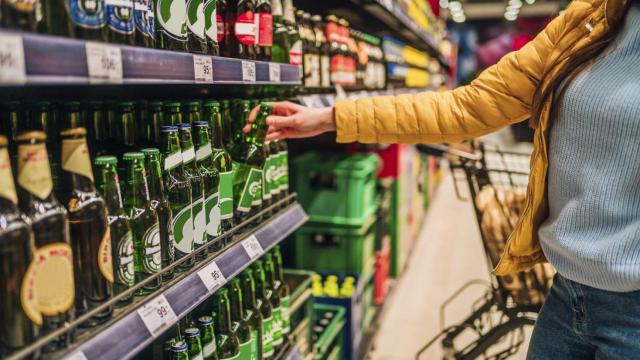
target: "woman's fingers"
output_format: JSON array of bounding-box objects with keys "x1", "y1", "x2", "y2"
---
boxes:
[{"x1": 267, "y1": 115, "x2": 297, "y2": 130}]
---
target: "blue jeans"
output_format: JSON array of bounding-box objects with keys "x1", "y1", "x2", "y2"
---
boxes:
[{"x1": 527, "y1": 274, "x2": 640, "y2": 359}]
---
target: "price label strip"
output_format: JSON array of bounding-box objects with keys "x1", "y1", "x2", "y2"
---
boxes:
[
  {"x1": 197, "y1": 261, "x2": 227, "y2": 293},
  {"x1": 241, "y1": 61, "x2": 256, "y2": 83},
  {"x1": 269, "y1": 63, "x2": 281, "y2": 82},
  {"x1": 138, "y1": 294, "x2": 178, "y2": 338},
  {"x1": 193, "y1": 55, "x2": 213, "y2": 83},
  {"x1": 241, "y1": 235, "x2": 264, "y2": 260},
  {"x1": 0, "y1": 33, "x2": 26, "y2": 85},
  {"x1": 85, "y1": 42, "x2": 123, "y2": 84}
]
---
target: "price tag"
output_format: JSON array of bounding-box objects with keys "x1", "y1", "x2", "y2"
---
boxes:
[
  {"x1": 242, "y1": 235, "x2": 264, "y2": 260},
  {"x1": 241, "y1": 60, "x2": 256, "y2": 82},
  {"x1": 65, "y1": 351, "x2": 88, "y2": 360},
  {"x1": 0, "y1": 33, "x2": 26, "y2": 85},
  {"x1": 269, "y1": 63, "x2": 281, "y2": 82},
  {"x1": 138, "y1": 294, "x2": 177, "y2": 337},
  {"x1": 197, "y1": 261, "x2": 227, "y2": 293},
  {"x1": 193, "y1": 55, "x2": 213, "y2": 83},
  {"x1": 85, "y1": 42, "x2": 123, "y2": 84}
]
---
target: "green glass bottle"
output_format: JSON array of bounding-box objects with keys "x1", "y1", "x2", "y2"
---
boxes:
[
  {"x1": 261, "y1": 140, "x2": 280, "y2": 213},
  {"x1": 179, "y1": 123, "x2": 206, "y2": 259},
  {"x1": 198, "y1": 316, "x2": 219, "y2": 360},
  {"x1": 275, "y1": 140, "x2": 289, "y2": 209},
  {"x1": 193, "y1": 122, "x2": 221, "y2": 255},
  {"x1": 254, "y1": 0, "x2": 272, "y2": 62},
  {"x1": 231, "y1": 100, "x2": 250, "y2": 145},
  {"x1": 94, "y1": 156, "x2": 135, "y2": 306},
  {"x1": 115, "y1": 102, "x2": 137, "y2": 153},
  {"x1": 263, "y1": 253, "x2": 282, "y2": 349},
  {"x1": 227, "y1": 278, "x2": 253, "y2": 360},
  {"x1": 122, "y1": 152, "x2": 162, "y2": 296},
  {"x1": 165, "y1": 102, "x2": 185, "y2": 126},
  {"x1": 270, "y1": 0, "x2": 289, "y2": 64},
  {"x1": 160, "y1": 126, "x2": 195, "y2": 272},
  {"x1": 186, "y1": 0, "x2": 208, "y2": 54},
  {"x1": 154, "y1": 0, "x2": 189, "y2": 51},
  {"x1": 135, "y1": 101, "x2": 149, "y2": 145},
  {"x1": 86, "y1": 101, "x2": 108, "y2": 157},
  {"x1": 142, "y1": 148, "x2": 175, "y2": 281},
  {"x1": 185, "y1": 327, "x2": 205, "y2": 360},
  {"x1": 148, "y1": 101, "x2": 165, "y2": 146},
  {"x1": 273, "y1": 246, "x2": 290, "y2": 335},
  {"x1": 184, "y1": 101, "x2": 203, "y2": 126},
  {"x1": 251, "y1": 261, "x2": 274, "y2": 358},
  {"x1": 213, "y1": 288, "x2": 241, "y2": 359},
  {"x1": 171, "y1": 340, "x2": 191, "y2": 360},
  {"x1": 134, "y1": 0, "x2": 156, "y2": 47},
  {"x1": 220, "y1": 100, "x2": 233, "y2": 151},
  {"x1": 240, "y1": 269, "x2": 263, "y2": 360}
]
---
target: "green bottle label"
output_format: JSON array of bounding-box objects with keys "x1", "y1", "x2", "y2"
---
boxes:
[
  {"x1": 262, "y1": 315, "x2": 274, "y2": 358},
  {"x1": 142, "y1": 222, "x2": 161, "y2": 273},
  {"x1": 262, "y1": 155, "x2": 272, "y2": 201},
  {"x1": 193, "y1": 196, "x2": 207, "y2": 249},
  {"x1": 238, "y1": 338, "x2": 253, "y2": 360},
  {"x1": 157, "y1": 0, "x2": 188, "y2": 39},
  {"x1": 235, "y1": 165, "x2": 262, "y2": 213},
  {"x1": 219, "y1": 170, "x2": 234, "y2": 220},
  {"x1": 205, "y1": 192, "x2": 220, "y2": 236},
  {"x1": 278, "y1": 151, "x2": 289, "y2": 191},
  {"x1": 203, "y1": 0, "x2": 217, "y2": 42},
  {"x1": 272, "y1": 306, "x2": 283, "y2": 347},
  {"x1": 266, "y1": 155, "x2": 279, "y2": 197},
  {"x1": 186, "y1": 0, "x2": 205, "y2": 39},
  {"x1": 172, "y1": 205, "x2": 194, "y2": 255},
  {"x1": 117, "y1": 230, "x2": 135, "y2": 286},
  {"x1": 250, "y1": 330, "x2": 259, "y2": 360},
  {"x1": 281, "y1": 295, "x2": 291, "y2": 334},
  {"x1": 251, "y1": 179, "x2": 262, "y2": 207},
  {"x1": 203, "y1": 338, "x2": 216, "y2": 358}
]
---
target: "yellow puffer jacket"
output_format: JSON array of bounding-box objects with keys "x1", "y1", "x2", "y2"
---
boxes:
[{"x1": 334, "y1": 0, "x2": 629, "y2": 275}]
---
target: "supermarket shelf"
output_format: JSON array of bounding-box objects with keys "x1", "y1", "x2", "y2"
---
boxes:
[{"x1": 0, "y1": 30, "x2": 302, "y2": 86}]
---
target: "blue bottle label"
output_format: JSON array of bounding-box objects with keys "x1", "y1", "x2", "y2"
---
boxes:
[
  {"x1": 105, "y1": 0, "x2": 134, "y2": 34},
  {"x1": 134, "y1": 0, "x2": 155, "y2": 39},
  {"x1": 67, "y1": 0, "x2": 106, "y2": 29}
]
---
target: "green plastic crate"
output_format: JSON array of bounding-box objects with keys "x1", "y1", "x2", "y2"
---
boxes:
[
  {"x1": 284, "y1": 269, "x2": 315, "y2": 357},
  {"x1": 313, "y1": 304, "x2": 346, "y2": 360},
  {"x1": 293, "y1": 152, "x2": 379, "y2": 226},
  {"x1": 294, "y1": 216, "x2": 376, "y2": 275}
]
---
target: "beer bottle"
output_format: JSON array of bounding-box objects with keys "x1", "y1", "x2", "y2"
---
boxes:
[
  {"x1": 135, "y1": 101, "x2": 149, "y2": 146},
  {"x1": 216, "y1": 0, "x2": 227, "y2": 55},
  {"x1": 227, "y1": 278, "x2": 253, "y2": 359},
  {"x1": 212, "y1": 288, "x2": 241, "y2": 359},
  {"x1": 203, "y1": 0, "x2": 219, "y2": 55},
  {"x1": 198, "y1": 316, "x2": 219, "y2": 360},
  {"x1": 183, "y1": 101, "x2": 202, "y2": 126},
  {"x1": 142, "y1": 148, "x2": 175, "y2": 281},
  {"x1": 122, "y1": 152, "x2": 162, "y2": 295},
  {"x1": 94, "y1": 156, "x2": 135, "y2": 306},
  {"x1": 0, "y1": 101, "x2": 21, "y2": 146},
  {"x1": 166, "y1": 102, "x2": 185, "y2": 126},
  {"x1": 37, "y1": 0, "x2": 70, "y2": 36},
  {"x1": 115, "y1": 102, "x2": 137, "y2": 153},
  {"x1": 273, "y1": 246, "x2": 290, "y2": 335},
  {"x1": 105, "y1": 0, "x2": 135, "y2": 45},
  {"x1": 254, "y1": 0, "x2": 272, "y2": 61},
  {"x1": 66, "y1": 0, "x2": 108, "y2": 40},
  {"x1": 16, "y1": 131, "x2": 74, "y2": 351},
  {"x1": 229, "y1": 103, "x2": 270, "y2": 224},
  {"x1": 250, "y1": 261, "x2": 273, "y2": 359},
  {"x1": 302, "y1": 12, "x2": 320, "y2": 89},
  {"x1": 154, "y1": 0, "x2": 189, "y2": 51},
  {"x1": 231, "y1": 100, "x2": 249, "y2": 149},
  {"x1": 193, "y1": 122, "x2": 221, "y2": 255},
  {"x1": 60, "y1": 128, "x2": 113, "y2": 326},
  {"x1": 263, "y1": 253, "x2": 282, "y2": 349},
  {"x1": 203, "y1": 101, "x2": 233, "y2": 242},
  {"x1": 186, "y1": 0, "x2": 208, "y2": 54},
  {"x1": 225, "y1": 0, "x2": 256, "y2": 59},
  {"x1": 219, "y1": 100, "x2": 233, "y2": 150},
  {"x1": 86, "y1": 101, "x2": 108, "y2": 157},
  {"x1": 185, "y1": 327, "x2": 205, "y2": 360},
  {"x1": 171, "y1": 340, "x2": 190, "y2": 360},
  {"x1": 240, "y1": 269, "x2": 263, "y2": 360},
  {"x1": 0, "y1": 135, "x2": 41, "y2": 352},
  {"x1": 134, "y1": 0, "x2": 156, "y2": 47},
  {"x1": 282, "y1": 0, "x2": 300, "y2": 67},
  {"x1": 262, "y1": 140, "x2": 280, "y2": 213},
  {"x1": 275, "y1": 140, "x2": 289, "y2": 208},
  {"x1": 270, "y1": 0, "x2": 288, "y2": 64},
  {"x1": 1, "y1": 0, "x2": 38, "y2": 31},
  {"x1": 27, "y1": 101, "x2": 61, "y2": 196},
  {"x1": 160, "y1": 126, "x2": 194, "y2": 272},
  {"x1": 148, "y1": 101, "x2": 165, "y2": 146},
  {"x1": 179, "y1": 124, "x2": 206, "y2": 260},
  {"x1": 312, "y1": 15, "x2": 331, "y2": 89}
]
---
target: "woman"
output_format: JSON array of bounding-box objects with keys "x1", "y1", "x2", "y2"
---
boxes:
[{"x1": 249, "y1": 0, "x2": 640, "y2": 357}]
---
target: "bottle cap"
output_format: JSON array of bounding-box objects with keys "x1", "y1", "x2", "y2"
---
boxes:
[
  {"x1": 123, "y1": 152, "x2": 145, "y2": 160},
  {"x1": 193, "y1": 121, "x2": 209, "y2": 127},
  {"x1": 178, "y1": 123, "x2": 192, "y2": 129},
  {"x1": 171, "y1": 341, "x2": 188, "y2": 351},
  {"x1": 15, "y1": 131, "x2": 46, "y2": 142},
  {"x1": 94, "y1": 156, "x2": 118, "y2": 166},
  {"x1": 203, "y1": 100, "x2": 220, "y2": 108},
  {"x1": 60, "y1": 127, "x2": 87, "y2": 137},
  {"x1": 141, "y1": 148, "x2": 160, "y2": 155},
  {"x1": 198, "y1": 316, "x2": 213, "y2": 325},
  {"x1": 119, "y1": 101, "x2": 134, "y2": 108},
  {"x1": 184, "y1": 100, "x2": 201, "y2": 108},
  {"x1": 184, "y1": 327, "x2": 200, "y2": 338},
  {"x1": 161, "y1": 125, "x2": 179, "y2": 132}
]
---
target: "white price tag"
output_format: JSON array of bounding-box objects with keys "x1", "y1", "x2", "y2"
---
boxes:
[
  {"x1": 242, "y1": 235, "x2": 264, "y2": 260},
  {"x1": 65, "y1": 351, "x2": 88, "y2": 360},
  {"x1": 0, "y1": 33, "x2": 26, "y2": 85},
  {"x1": 269, "y1": 63, "x2": 281, "y2": 82},
  {"x1": 193, "y1": 55, "x2": 213, "y2": 83},
  {"x1": 85, "y1": 42, "x2": 123, "y2": 83},
  {"x1": 241, "y1": 60, "x2": 256, "y2": 82},
  {"x1": 197, "y1": 261, "x2": 227, "y2": 293},
  {"x1": 138, "y1": 294, "x2": 177, "y2": 337}
]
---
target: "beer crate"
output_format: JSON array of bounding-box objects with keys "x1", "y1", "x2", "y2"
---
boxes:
[
  {"x1": 293, "y1": 152, "x2": 380, "y2": 226},
  {"x1": 312, "y1": 304, "x2": 347, "y2": 360},
  {"x1": 284, "y1": 269, "x2": 315, "y2": 357}
]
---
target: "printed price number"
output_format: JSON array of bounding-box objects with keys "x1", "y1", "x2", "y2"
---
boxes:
[
  {"x1": 86, "y1": 42, "x2": 123, "y2": 83},
  {"x1": 138, "y1": 294, "x2": 177, "y2": 337},
  {"x1": 269, "y1": 63, "x2": 281, "y2": 82},
  {"x1": 193, "y1": 55, "x2": 213, "y2": 83},
  {"x1": 241, "y1": 60, "x2": 256, "y2": 82},
  {"x1": 242, "y1": 235, "x2": 264, "y2": 260},
  {"x1": 197, "y1": 261, "x2": 227, "y2": 293},
  {"x1": 0, "y1": 33, "x2": 26, "y2": 84}
]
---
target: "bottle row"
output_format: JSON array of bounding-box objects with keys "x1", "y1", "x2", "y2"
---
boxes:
[{"x1": 0, "y1": 100, "x2": 289, "y2": 358}]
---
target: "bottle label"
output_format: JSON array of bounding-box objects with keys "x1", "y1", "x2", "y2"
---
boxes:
[
  {"x1": 216, "y1": 13, "x2": 224, "y2": 42},
  {"x1": 257, "y1": 13, "x2": 272, "y2": 46},
  {"x1": 195, "y1": 143, "x2": 212, "y2": 161},
  {"x1": 20, "y1": 260, "x2": 42, "y2": 326},
  {"x1": 0, "y1": 147, "x2": 18, "y2": 204},
  {"x1": 34, "y1": 243, "x2": 75, "y2": 316},
  {"x1": 183, "y1": 147, "x2": 196, "y2": 164},
  {"x1": 186, "y1": 0, "x2": 205, "y2": 39},
  {"x1": 105, "y1": 0, "x2": 135, "y2": 34},
  {"x1": 67, "y1": 0, "x2": 106, "y2": 29},
  {"x1": 281, "y1": 295, "x2": 290, "y2": 334},
  {"x1": 235, "y1": 166, "x2": 262, "y2": 213},
  {"x1": 205, "y1": 192, "x2": 220, "y2": 236},
  {"x1": 193, "y1": 196, "x2": 206, "y2": 249},
  {"x1": 262, "y1": 155, "x2": 273, "y2": 201},
  {"x1": 203, "y1": 1, "x2": 217, "y2": 43},
  {"x1": 289, "y1": 40, "x2": 302, "y2": 66},
  {"x1": 203, "y1": 338, "x2": 216, "y2": 357},
  {"x1": 61, "y1": 137, "x2": 94, "y2": 182},
  {"x1": 250, "y1": 329, "x2": 259, "y2": 360},
  {"x1": 262, "y1": 315, "x2": 274, "y2": 357},
  {"x1": 172, "y1": 204, "x2": 195, "y2": 255},
  {"x1": 272, "y1": 306, "x2": 283, "y2": 346},
  {"x1": 218, "y1": 170, "x2": 234, "y2": 220},
  {"x1": 134, "y1": 0, "x2": 155, "y2": 39},
  {"x1": 163, "y1": 152, "x2": 183, "y2": 171},
  {"x1": 98, "y1": 227, "x2": 115, "y2": 283},
  {"x1": 17, "y1": 143, "x2": 53, "y2": 200},
  {"x1": 238, "y1": 337, "x2": 253, "y2": 360},
  {"x1": 251, "y1": 176, "x2": 262, "y2": 207},
  {"x1": 234, "y1": 11, "x2": 256, "y2": 46},
  {"x1": 116, "y1": 230, "x2": 135, "y2": 286},
  {"x1": 157, "y1": 0, "x2": 188, "y2": 40},
  {"x1": 142, "y1": 222, "x2": 162, "y2": 273}
]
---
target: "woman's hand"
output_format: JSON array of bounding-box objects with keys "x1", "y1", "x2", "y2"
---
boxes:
[{"x1": 244, "y1": 101, "x2": 335, "y2": 141}]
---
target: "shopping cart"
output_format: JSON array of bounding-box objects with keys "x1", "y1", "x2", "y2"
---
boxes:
[{"x1": 415, "y1": 142, "x2": 554, "y2": 360}]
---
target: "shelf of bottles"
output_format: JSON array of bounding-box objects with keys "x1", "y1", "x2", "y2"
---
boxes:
[{"x1": 297, "y1": 87, "x2": 431, "y2": 108}]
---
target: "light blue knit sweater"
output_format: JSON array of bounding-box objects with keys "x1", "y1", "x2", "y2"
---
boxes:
[{"x1": 538, "y1": 4, "x2": 640, "y2": 292}]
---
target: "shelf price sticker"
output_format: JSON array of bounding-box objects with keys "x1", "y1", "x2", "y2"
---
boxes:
[
  {"x1": 241, "y1": 60, "x2": 256, "y2": 82},
  {"x1": 269, "y1": 63, "x2": 281, "y2": 82},
  {"x1": 0, "y1": 33, "x2": 26, "y2": 85},
  {"x1": 85, "y1": 42, "x2": 123, "y2": 84},
  {"x1": 241, "y1": 235, "x2": 264, "y2": 260},
  {"x1": 138, "y1": 294, "x2": 177, "y2": 337},
  {"x1": 197, "y1": 261, "x2": 227, "y2": 293},
  {"x1": 193, "y1": 55, "x2": 213, "y2": 83}
]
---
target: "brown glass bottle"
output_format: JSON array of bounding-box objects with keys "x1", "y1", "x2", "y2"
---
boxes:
[
  {"x1": 216, "y1": 0, "x2": 228, "y2": 55},
  {"x1": 224, "y1": 0, "x2": 256, "y2": 59},
  {"x1": 1, "y1": 0, "x2": 37, "y2": 31}
]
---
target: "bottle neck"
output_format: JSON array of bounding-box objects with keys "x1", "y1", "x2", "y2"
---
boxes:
[
  {"x1": 167, "y1": 110, "x2": 183, "y2": 126},
  {"x1": 215, "y1": 294, "x2": 232, "y2": 333},
  {"x1": 124, "y1": 161, "x2": 150, "y2": 208},
  {"x1": 205, "y1": 109, "x2": 226, "y2": 149},
  {"x1": 241, "y1": 274, "x2": 257, "y2": 310},
  {"x1": 253, "y1": 268, "x2": 267, "y2": 298},
  {"x1": 179, "y1": 132, "x2": 197, "y2": 167},
  {"x1": 161, "y1": 132, "x2": 184, "y2": 174},
  {"x1": 145, "y1": 157, "x2": 165, "y2": 201},
  {"x1": 97, "y1": 165, "x2": 125, "y2": 214},
  {"x1": 229, "y1": 284, "x2": 244, "y2": 320}
]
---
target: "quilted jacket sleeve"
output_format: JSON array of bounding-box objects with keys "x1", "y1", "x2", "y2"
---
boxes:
[{"x1": 334, "y1": 5, "x2": 573, "y2": 144}]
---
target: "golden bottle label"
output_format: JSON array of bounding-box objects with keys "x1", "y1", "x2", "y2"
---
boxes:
[
  {"x1": 61, "y1": 138, "x2": 94, "y2": 182},
  {"x1": 98, "y1": 227, "x2": 114, "y2": 283},
  {"x1": 18, "y1": 143, "x2": 53, "y2": 200},
  {"x1": 34, "y1": 243, "x2": 75, "y2": 316},
  {"x1": 20, "y1": 260, "x2": 43, "y2": 326},
  {"x1": 0, "y1": 147, "x2": 18, "y2": 204}
]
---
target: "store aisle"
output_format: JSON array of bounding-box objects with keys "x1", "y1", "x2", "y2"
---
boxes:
[{"x1": 367, "y1": 170, "x2": 531, "y2": 360}]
